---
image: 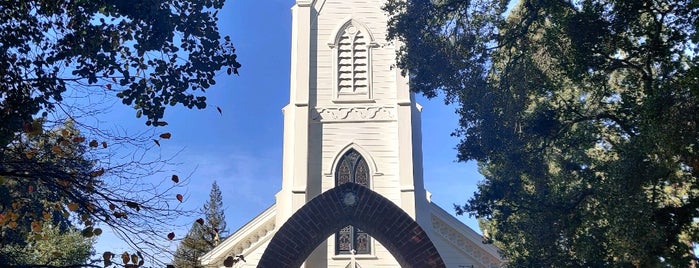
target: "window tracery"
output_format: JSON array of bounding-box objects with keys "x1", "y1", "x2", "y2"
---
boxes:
[{"x1": 335, "y1": 149, "x2": 371, "y2": 255}]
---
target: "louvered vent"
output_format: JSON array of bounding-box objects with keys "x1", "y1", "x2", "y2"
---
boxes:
[{"x1": 337, "y1": 24, "x2": 369, "y2": 96}]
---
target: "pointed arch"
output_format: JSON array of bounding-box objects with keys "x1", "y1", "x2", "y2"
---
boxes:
[
  {"x1": 333, "y1": 149, "x2": 371, "y2": 254},
  {"x1": 328, "y1": 19, "x2": 378, "y2": 102},
  {"x1": 257, "y1": 183, "x2": 445, "y2": 268},
  {"x1": 326, "y1": 143, "x2": 380, "y2": 178},
  {"x1": 328, "y1": 18, "x2": 377, "y2": 47}
]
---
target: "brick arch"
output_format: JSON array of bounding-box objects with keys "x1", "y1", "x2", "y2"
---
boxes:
[{"x1": 257, "y1": 183, "x2": 445, "y2": 268}]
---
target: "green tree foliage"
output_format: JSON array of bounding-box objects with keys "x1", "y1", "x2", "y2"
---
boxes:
[
  {"x1": 386, "y1": 0, "x2": 699, "y2": 266},
  {"x1": 172, "y1": 222, "x2": 209, "y2": 268},
  {"x1": 0, "y1": 0, "x2": 240, "y2": 264},
  {"x1": 172, "y1": 181, "x2": 228, "y2": 268},
  {"x1": 202, "y1": 181, "x2": 228, "y2": 244},
  {"x1": 0, "y1": 223, "x2": 94, "y2": 266},
  {"x1": 0, "y1": 0, "x2": 241, "y2": 142}
]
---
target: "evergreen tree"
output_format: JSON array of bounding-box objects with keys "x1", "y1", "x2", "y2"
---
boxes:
[
  {"x1": 172, "y1": 181, "x2": 228, "y2": 268},
  {"x1": 172, "y1": 223, "x2": 209, "y2": 268},
  {"x1": 202, "y1": 181, "x2": 228, "y2": 247},
  {"x1": 0, "y1": 223, "x2": 94, "y2": 266}
]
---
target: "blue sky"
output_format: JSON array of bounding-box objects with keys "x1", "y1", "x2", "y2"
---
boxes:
[{"x1": 93, "y1": 0, "x2": 484, "y2": 261}]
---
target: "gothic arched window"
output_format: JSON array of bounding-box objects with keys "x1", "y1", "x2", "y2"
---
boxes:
[
  {"x1": 335, "y1": 149, "x2": 371, "y2": 255},
  {"x1": 331, "y1": 20, "x2": 375, "y2": 102}
]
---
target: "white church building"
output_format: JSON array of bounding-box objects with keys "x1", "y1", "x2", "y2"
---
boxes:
[{"x1": 200, "y1": 0, "x2": 503, "y2": 267}]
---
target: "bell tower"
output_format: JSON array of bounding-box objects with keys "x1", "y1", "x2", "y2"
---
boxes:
[
  {"x1": 275, "y1": 0, "x2": 430, "y2": 266},
  {"x1": 200, "y1": 1, "x2": 505, "y2": 267}
]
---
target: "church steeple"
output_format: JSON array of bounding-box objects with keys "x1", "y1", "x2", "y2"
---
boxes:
[
  {"x1": 277, "y1": 0, "x2": 427, "y2": 221},
  {"x1": 276, "y1": 0, "x2": 430, "y2": 265},
  {"x1": 200, "y1": 1, "x2": 504, "y2": 267}
]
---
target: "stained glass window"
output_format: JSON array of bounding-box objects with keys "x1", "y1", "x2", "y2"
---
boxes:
[{"x1": 335, "y1": 149, "x2": 371, "y2": 255}]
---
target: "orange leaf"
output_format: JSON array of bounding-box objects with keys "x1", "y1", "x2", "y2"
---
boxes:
[
  {"x1": 171, "y1": 175, "x2": 179, "y2": 183},
  {"x1": 167, "y1": 232, "x2": 175, "y2": 240},
  {"x1": 67, "y1": 203, "x2": 79, "y2": 212},
  {"x1": 31, "y1": 221, "x2": 42, "y2": 232},
  {"x1": 72, "y1": 136, "x2": 85, "y2": 143},
  {"x1": 159, "y1": 132, "x2": 172, "y2": 139},
  {"x1": 176, "y1": 194, "x2": 183, "y2": 202}
]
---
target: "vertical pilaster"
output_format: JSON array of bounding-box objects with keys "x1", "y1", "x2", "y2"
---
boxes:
[{"x1": 278, "y1": 0, "x2": 312, "y2": 228}]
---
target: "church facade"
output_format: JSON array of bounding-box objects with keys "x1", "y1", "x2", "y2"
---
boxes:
[{"x1": 200, "y1": 0, "x2": 503, "y2": 267}]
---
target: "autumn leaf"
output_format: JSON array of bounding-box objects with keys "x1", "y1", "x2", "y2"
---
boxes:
[
  {"x1": 156, "y1": 121, "x2": 168, "y2": 126},
  {"x1": 94, "y1": 228, "x2": 103, "y2": 236},
  {"x1": 72, "y1": 136, "x2": 85, "y2": 143},
  {"x1": 126, "y1": 201, "x2": 140, "y2": 211},
  {"x1": 196, "y1": 218, "x2": 204, "y2": 225},
  {"x1": 171, "y1": 174, "x2": 179, "y2": 183},
  {"x1": 31, "y1": 221, "x2": 42, "y2": 232},
  {"x1": 176, "y1": 194, "x2": 183, "y2": 202},
  {"x1": 223, "y1": 256, "x2": 236, "y2": 267},
  {"x1": 167, "y1": 232, "x2": 175, "y2": 240},
  {"x1": 159, "y1": 132, "x2": 172, "y2": 139},
  {"x1": 109, "y1": 203, "x2": 116, "y2": 211},
  {"x1": 82, "y1": 227, "x2": 94, "y2": 237},
  {"x1": 121, "y1": 252, "x2": 130, "y2": 264},
  {"x1": 103, "y1": 252, "x2": 114, "y2": 267},
  {"x1": 89, "y1": 140, "x2": 98, "y2": 147},
  {"x1": 67, "y1": 202, "x2": 79, "y2": 211},
  {"x1": 90, "y1": 168, "x2": 105, "y2": 177},
  {"x1": 102, "y1": 141, "x2": 108, "y2": 148},
  {"x1": 28, "y1": 185, "x2": 34, "y2": 192}
]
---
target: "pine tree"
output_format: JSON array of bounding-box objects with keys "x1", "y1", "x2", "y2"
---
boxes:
[
  {"x1": 201, "y1": 181, "x2": 228, "y2": 247},
  {"x1": 172, "y1": 181, "x2": 228, "y2": 268},
  {"x1": 172, "y1": 223, "x2": 209, "y2": 268}
]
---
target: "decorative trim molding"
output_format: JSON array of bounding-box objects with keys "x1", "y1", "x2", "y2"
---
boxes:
[
  {"x1": 431, "y1": 215, "x2": 501, "y2": 268},
  {"x1": 199, "y1": 205, "x2": 277, "y2": 266},
  {"x1": 231, "y1": 219, "x2": 276, "y2": 256},
  {"x1": 312, "y1": 106, "x2": 396, "y2": 122}
]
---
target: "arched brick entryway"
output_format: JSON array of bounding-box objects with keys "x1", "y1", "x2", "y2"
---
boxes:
[{"x1": 258, "y1": 183, "x2": 445, "y2": 268}]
